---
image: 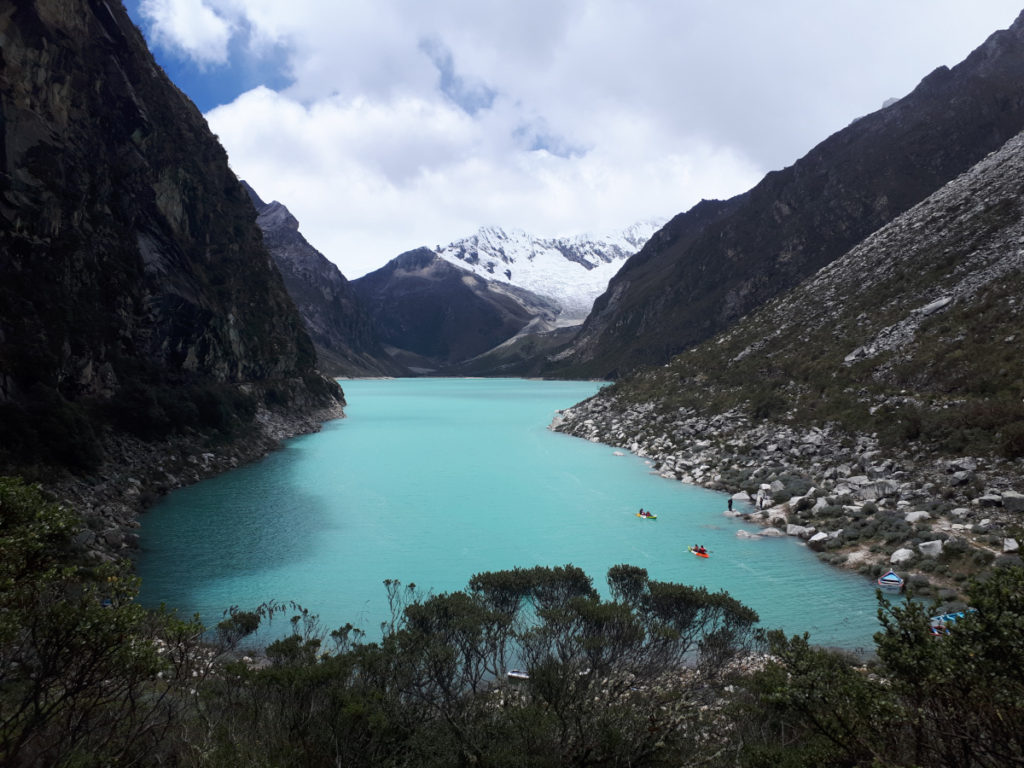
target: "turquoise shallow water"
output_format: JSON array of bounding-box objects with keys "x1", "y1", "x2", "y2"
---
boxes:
[{"x1": 137, "y1": 378, "x2": 887, "y2": 652}]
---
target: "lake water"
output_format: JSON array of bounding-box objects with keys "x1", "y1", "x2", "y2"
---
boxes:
[{"x1": 137, "y1": 378, "x2": 887, "y2": 652}]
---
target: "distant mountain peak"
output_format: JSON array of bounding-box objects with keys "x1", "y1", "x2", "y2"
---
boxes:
[
  {"x1": 258, "y1": 200, "x2": 300, "y2": 231},
  {"x1": 433, "y1": 221, "x2": 665, "y2": 320}
]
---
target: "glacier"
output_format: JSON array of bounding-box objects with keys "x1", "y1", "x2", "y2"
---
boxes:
[{"x1": 433, "y1": 221, "x2": 664, "y2": 321}]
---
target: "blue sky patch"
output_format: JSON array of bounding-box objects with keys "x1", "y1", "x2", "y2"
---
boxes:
[
  {"x1": 419, "y1": 38, "x2": 496, "y2": 116},
  {"x1": 123, "y1": 0, "x2": 293, "y2": 112}
]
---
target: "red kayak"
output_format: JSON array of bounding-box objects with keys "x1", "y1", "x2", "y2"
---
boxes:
[{"x1": 688, "y1": 546, "x2": 710, "y2": 558}]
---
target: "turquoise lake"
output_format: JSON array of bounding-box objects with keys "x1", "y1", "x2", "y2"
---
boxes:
[{"x1": 137, "y1": 378, "x2": 887, "y2": 652}]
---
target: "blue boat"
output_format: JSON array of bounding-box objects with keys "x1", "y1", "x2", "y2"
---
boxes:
[
  {"x1": 877, "y1": 570, "x2": 905, "y2": 591},
  {"x1": 929, "y1": 608, "x2": 976, "y2": 636}
]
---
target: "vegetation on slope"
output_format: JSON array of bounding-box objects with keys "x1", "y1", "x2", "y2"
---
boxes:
[{"x1": 603, "y1": 135, "x2": 1024, "y2": 463}]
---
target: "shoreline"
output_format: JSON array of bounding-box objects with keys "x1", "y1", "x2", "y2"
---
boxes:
[
  {"x1": 47, "y1": 400, "x2": 346, "y2": 564},
  {"x1": 551, "y1": 395, "x2": 1022, "y2": 602}
]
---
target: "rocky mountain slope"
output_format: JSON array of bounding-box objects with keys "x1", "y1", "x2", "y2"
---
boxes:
[
  {"x1": 554, "y1": 128, "x2": 1024, "y2": 599},
  {"x1": 244, "y1": 184, "x2": 406, "y2": 378},
  {"x1": 434, "y1": 223, "x2": 661, "y2": 321},
  {"x1": 553, "y1": 10, "x2": 1024, "y2": 379},
  {"x1": 352, "y1": 249, "x2": 560, "y2": 373},
  {"x1": 0, "y1": 0, "x2": 344, "y2": 550}
]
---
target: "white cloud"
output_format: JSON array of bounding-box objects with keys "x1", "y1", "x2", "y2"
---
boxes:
[
  {"x1": 140, "y1": 0, "x2": 234, "y2": 65},
  {"x1": 177, "y1": 1, "x2": 1024, "y2": 276}
]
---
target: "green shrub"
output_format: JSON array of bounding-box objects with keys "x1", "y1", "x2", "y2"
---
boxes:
[{"x1": 1001, "y1": 421, "x2": 1024, "y2": 459}]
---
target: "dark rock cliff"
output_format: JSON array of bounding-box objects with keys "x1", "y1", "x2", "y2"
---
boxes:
[
  {"x1": 0, "y1": 0, "x2": 344, "y2": 481},
  {"x1": 352, "y1": 248, "x2": 560, "y2": 373},
  {"x1": 243, "y1": 183, "x2": 406, "y2": 378},
  {"x1": 555, "y1": 10, "x2": 1024, "y2": 379}
]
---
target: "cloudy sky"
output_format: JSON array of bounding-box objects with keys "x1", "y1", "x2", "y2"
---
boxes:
[{"x1": 124, "y1": 1, "x2": 1023, "y2": 278}]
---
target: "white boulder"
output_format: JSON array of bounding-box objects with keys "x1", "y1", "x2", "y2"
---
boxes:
[
  {"x1": 918, "y1": 540, "x2": 943, "y2": 558},
  {"x1": 891, "y1": 548, "x2": 915, "y2": 565}
]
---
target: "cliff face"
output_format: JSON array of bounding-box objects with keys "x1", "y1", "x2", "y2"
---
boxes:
[
  {"x1": 554, "y1": 10, "x2": 1024, "y2": 379},
  {"x1": 0, "y1": 0, "x2": 343, "y2": 474},
  {"x1": 244, "y1": 184, "x2": 406, "y2": 378}
]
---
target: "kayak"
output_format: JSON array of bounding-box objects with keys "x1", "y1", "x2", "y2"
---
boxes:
[
  {"x1": 688, "y1": 546, "x2": 710, "y2": 558},
  {"x1": 636, "y1": 513, "x2": 658, "y2": 519}
]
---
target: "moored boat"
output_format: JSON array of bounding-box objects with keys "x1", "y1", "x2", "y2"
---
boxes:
[
  {"x1": 877, "y1": 570, "x2": 905, "y2": 592},
  {"x1": 929, "y1": 608, "x2": 976, "y2": 636}
]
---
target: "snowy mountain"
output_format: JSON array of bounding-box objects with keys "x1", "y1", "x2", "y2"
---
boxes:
[{"x1": 432, "y1": 222, "x2": 663, "y2": 321}]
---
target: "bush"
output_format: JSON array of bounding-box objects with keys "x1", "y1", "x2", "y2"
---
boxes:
[
  {"x1": 0, "y1": 477, "x2": 206, "y2": 765},
  {"x1": 994, "y1": 554, "x2": 1024, "y2": 569},
  {"x1": 1001, "y1": 421, "x2": 1024, "y2": 459}
]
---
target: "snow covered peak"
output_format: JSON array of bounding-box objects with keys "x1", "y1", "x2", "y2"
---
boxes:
[{"x1": 434, "y1": 221, "x2": 664, "y2": 320}]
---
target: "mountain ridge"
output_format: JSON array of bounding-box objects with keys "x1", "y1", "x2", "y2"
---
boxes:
[
  {"x1": 553, "y1": 9, "x2": 1024, "y2": 379},
  {"x1": 243, "y1": 183, "x2": 407, "y2": 378},
  {"x1": 352, "y1": 247, "x2": 560, "y2": 373},
  {"x1": 553, "y1": 125, "x2": 1024, "y2": 595}
]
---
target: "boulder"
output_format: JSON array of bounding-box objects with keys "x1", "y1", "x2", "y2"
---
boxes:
[
  {"x1": 975, "y1": 494, "x2": 1002, "y2": 507},
  {"x1": 905, "y1": 511, "x2": 932, "y2": 523},
  {"x1": 807, "y1": 532, "x2": 830, "y2": 551},
  {"x1": 919, "y1": 296, "x2": 952, "y2": 316},
  {"x1": 786, "y1": 524, "x2": 812, "y2": 538},
  {"x1": 858, "y1": 479, "x2": 899, "y2": 501},
  {"x1": 1001, "y1": 491, "x2": 1024, "y2": 513},
  {"x1": 950, "y1": 470, "x2": 973, "y2": 486},
  {"x1": 1005, "y1": 538, "x2": 1020, "y2": 554},
  {"x1": 891, "y1": 548, "x2": 915, "y2": 565},
  {"x1": 760, "y1": 527, "x2": 786, "y2": 537},
  {"x1": 949, "y1": 457, "x2": 978, "y2": 472},
  {"x1": 950, "y1": 507, "x2": 971, "y2": 520},
  {"x1": 918, "y1": 540, "x2": 943, "y2": 558}
]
